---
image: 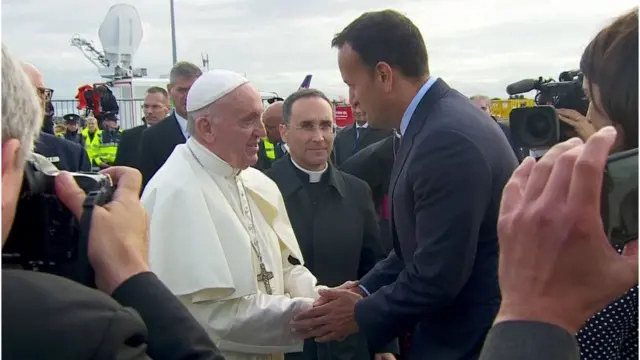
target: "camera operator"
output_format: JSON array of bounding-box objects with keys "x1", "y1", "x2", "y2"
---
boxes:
[
  {"x1": 1, "y1": 44, "x2": 223, "y2": 360},
  {"x1": 556, "y1": 108, "x2": 596, "y2": 141},
  {"x1": 573, "y1": 8, "x2": 638, "y2": 359},
  {"x1": 479, "y1": 8, "x2": 638, "y2": 360}
]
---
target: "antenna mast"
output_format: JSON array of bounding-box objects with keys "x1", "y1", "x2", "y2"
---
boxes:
[{"x1": 201, "y1": 53, "x2": 210, "y2": 71}]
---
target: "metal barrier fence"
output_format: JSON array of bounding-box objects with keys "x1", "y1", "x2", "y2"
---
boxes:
[
  {"x1": 51, "y1": 99, "x2": 145, "y2": 129},
  {"x1": 51, "y1": 99, "x2": 144, "y2": 117}
]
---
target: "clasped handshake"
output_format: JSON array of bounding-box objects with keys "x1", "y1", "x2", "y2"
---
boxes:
[{"x1": 290, "y1": 281, "x2": 364, "y2": 342}]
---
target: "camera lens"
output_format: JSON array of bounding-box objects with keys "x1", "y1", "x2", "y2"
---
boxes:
[{"x1": 526, "y1": 113, "x2": 553, "y2": 139}]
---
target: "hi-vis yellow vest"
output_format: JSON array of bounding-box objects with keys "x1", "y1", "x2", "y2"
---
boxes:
[
  {"x1": 99, "y1": 129, "x2": 123, "y2": 165},
  {"x1": 81, "y1": 128, "x2": 103, "y2": 166},
  {"x1": 262, "y1": 138, "x2": 276, "y2": 160}
]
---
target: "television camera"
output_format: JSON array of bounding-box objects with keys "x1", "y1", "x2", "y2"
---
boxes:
[{"x1": 506, "y1": 70, "x2": 589, "y2": 148}]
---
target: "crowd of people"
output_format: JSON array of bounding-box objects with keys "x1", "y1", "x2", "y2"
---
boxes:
[{"x1": 2, "y1": 6, "x2": 638, "y2": 360}]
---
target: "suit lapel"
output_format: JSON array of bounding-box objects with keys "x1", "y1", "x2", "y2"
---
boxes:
[{"x1": 388, "y1": 79, "x2": 451, "y2": 253}]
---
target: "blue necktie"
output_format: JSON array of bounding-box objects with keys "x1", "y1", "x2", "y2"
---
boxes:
[{"x1": 353, "y1": 127, "x2": 364, "y2": 153}]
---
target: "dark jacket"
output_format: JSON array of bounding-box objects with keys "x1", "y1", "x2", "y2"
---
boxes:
[
  {"x1": 35, "y1": 132, "x2": 91, "y2": 172},
  {"x1": 255, "y1": 139, "x2": 287, "y2": 171},
  {"x1": 355, "y1": 79, "x2": 518, "y2": 360},
  {"x1": 480, "y1": 321, "x2": 580, "y2": 360},
  {"x1": 266, "y1": 156, "x2": 396, "y2": 359},
  {"x1": 2, "y1": 270, "x2": 224, "y2": 360},
  {"x1": 138, "y1": 113, "x2": 186, "y2": 189},
  {"x1": 494, "y1": 119, "x2": 524, "y2": 162},
  {"x1": 333, "y1": 124, "x2": 393, "y2": 166},
  {"x1": 115, "y1": 124, "x2": 147, "y2": 169}
]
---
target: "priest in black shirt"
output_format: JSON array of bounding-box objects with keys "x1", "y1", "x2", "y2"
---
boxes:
[{"x1": 266, "y1": 89, "x2": 397, "y2": 360}]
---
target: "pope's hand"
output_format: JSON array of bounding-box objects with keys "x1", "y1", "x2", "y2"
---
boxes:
[
  {"x1": 291, "y1": 288, "x2": 361, "y2": 342},
  {"x1": 56, "y1": 166, "x2": 150, "y2": 294},
  {"x1": 495, "y1": 126, "x2": 638, "y2": 334}
]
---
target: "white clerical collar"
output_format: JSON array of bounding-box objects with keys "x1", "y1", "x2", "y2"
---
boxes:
[
  {"x1": 290, "y1": 157, "x2": 327, "y2": 183},
  {"x1": 187, "y1": 137, "x2": 240, "y2": 178}
]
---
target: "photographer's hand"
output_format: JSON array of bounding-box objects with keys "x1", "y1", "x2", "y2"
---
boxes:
[
  {"x1": 495, "y1": 127, "x2": 638, "y2": 334},
  {"x1": 55, "y1": 167, "x2": 150, "y2": 294},
  {"x1": 557, "y1": 108, "x2": 596, "y2": 141}
]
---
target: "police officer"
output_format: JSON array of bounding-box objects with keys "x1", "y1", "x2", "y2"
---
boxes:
[
  {"x1": 58, "y1": 113, "x2": 85, "y2": 147},
  {"x1": 98, "y1": 113, "x2": 123, "y2": 168},
  {"x1": 81, "y1": 117, "x2": 103, "y2": 171},
  {"x1": 35, "y1": 132, "x2": 92, "y2": 172}
]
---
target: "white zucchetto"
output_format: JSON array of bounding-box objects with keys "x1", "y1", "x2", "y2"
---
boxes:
[{"x1": 186, "y1": 69, "x2": 249, "y2": 112}]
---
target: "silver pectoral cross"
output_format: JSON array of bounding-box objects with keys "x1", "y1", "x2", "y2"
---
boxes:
[{"x1": 257, "y1": 262, "x2": 274, "y2": 295}]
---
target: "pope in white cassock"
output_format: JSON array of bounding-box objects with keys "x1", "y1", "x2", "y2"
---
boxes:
[{"x1": 141, "y1": 69, "x2": 325, "y2": 360}]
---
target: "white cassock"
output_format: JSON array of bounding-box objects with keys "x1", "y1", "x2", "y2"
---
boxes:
[{"x1": 142, "y1": 137, "x2": 325, "y2": 360}]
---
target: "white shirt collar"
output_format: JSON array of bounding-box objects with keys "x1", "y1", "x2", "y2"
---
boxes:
[
  {"x1": 290, "y1": 157, "x2": 327, "y2": 183},
  {"x1": 187, "y1": 137, "x2": 240, "y2": 178},
  {"x1": 174, "y1": 111, "x2": 190, "y2": 139},
  {"x1": 356, "y1": 122, "x2": 369, "y2": 129}
]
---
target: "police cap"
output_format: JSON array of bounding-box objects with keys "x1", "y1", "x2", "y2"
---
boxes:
[
  {"x1": 103, "y1": 112, "x2": 119, "y2": 122},
  {"x1": 63, "y1": 113, "x2": 81, "y2": 124}
]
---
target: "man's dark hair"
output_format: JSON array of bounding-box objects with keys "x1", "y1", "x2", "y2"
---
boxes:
[
  {"x1": 331, "y1": 9, "x2": 429, "y2": 79},
  {"x1": 282, "y1": 88, "x2": 333, "y2": 125},
  {"x1": 146, "y1": 86, "x2": 169, "y2": 98},
  {"x1": 580, "y1": 8, "x2": 638, "y2": 149}
]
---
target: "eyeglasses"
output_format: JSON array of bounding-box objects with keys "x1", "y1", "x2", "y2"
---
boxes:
[{"x1": 36, "y1": 87, "x2": 53, "y2": 101}]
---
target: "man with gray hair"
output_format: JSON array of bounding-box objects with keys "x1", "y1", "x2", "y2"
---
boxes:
[
  {"x1": 1, "y1": 44, "x2": 224, "y2": 360},
  {"x1": 138, "y1": 61, "x2": 203, "y2": 188},
  {"x1": 142, "y1": 69, "x2": 325, "y2": 360}
]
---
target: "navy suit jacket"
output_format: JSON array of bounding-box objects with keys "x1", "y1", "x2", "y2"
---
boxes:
[
  {"x1": 355, "y1": 79, "x2": 518, "y2": 360},
  {"x1": 35, "y1": 132, "x2": 91, "y2": 172}
]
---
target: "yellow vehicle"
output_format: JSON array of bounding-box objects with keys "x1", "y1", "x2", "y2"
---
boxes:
[{"x1": 490, "y1": 96, "x2": 535, "y2": 123}]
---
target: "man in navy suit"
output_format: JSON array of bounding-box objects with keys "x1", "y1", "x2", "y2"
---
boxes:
[{"x1": 291, "y1": 10, "x2": 518, "y2": 360}]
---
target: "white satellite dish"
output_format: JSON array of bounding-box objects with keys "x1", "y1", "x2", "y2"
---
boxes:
[{"x1": 97, "y1": 4, "x2": 144, "y2": 79}]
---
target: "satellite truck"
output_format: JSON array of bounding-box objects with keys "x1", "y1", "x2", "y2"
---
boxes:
[{"x1": 71, "y1": 3, "x2": 282, "y2": 130}]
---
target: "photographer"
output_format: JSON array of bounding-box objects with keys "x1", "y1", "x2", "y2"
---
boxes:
[
  {"x1": 479, "y1": 8, "x2": 637, "y2": 360},
  {"x1": 574, "y1": 8, "x2": 638, "y2": 359},
  {"x1": 1, "y1": 44, "x2": 223, "y2": 360}
]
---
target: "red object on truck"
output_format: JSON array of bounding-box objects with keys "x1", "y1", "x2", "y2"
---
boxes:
[{"x1": 334, "y1": 105, "x2": 354, "y2": 128}]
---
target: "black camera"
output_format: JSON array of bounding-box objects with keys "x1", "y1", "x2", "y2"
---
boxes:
[
  {"x1": 2, "y1": 154, "x2": 114, "y2": 286},
  {"x1": 506, "y1": 70, "x2": 589, "y2": 148}
]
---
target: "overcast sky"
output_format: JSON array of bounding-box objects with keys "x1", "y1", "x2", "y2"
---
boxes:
[{"x1": 2, "y1": 0, "x2": 636, "y2": 100}]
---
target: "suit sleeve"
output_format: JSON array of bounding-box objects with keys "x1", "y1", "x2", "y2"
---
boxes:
[
  {"x1": 354, "y1": 130, "x2": 492, "y2": 344},
  {"x1": 112, "y1": 272, "x2": 225, "y2": 360},
  {"x1": 78, "y1": 147, "x2": 91, "y2": 172},
  {"x1": 92, "y1": 306, "x2": 151, "y2": 360},
  {"x1": 358, "y1": 183, "x2": 385, "y2": 278},
  {"x1": 479, "y1": 321, "x2": 580, "y2": 360}
]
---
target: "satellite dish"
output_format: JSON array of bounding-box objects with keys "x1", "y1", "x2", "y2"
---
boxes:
[{"x1": 98, "y1": 4, "x2": 143, "y2": 70}]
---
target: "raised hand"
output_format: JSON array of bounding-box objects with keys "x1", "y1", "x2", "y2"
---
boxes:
[{"x1": 495, "y1": 126, "x2": 638, "y2": 333}]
